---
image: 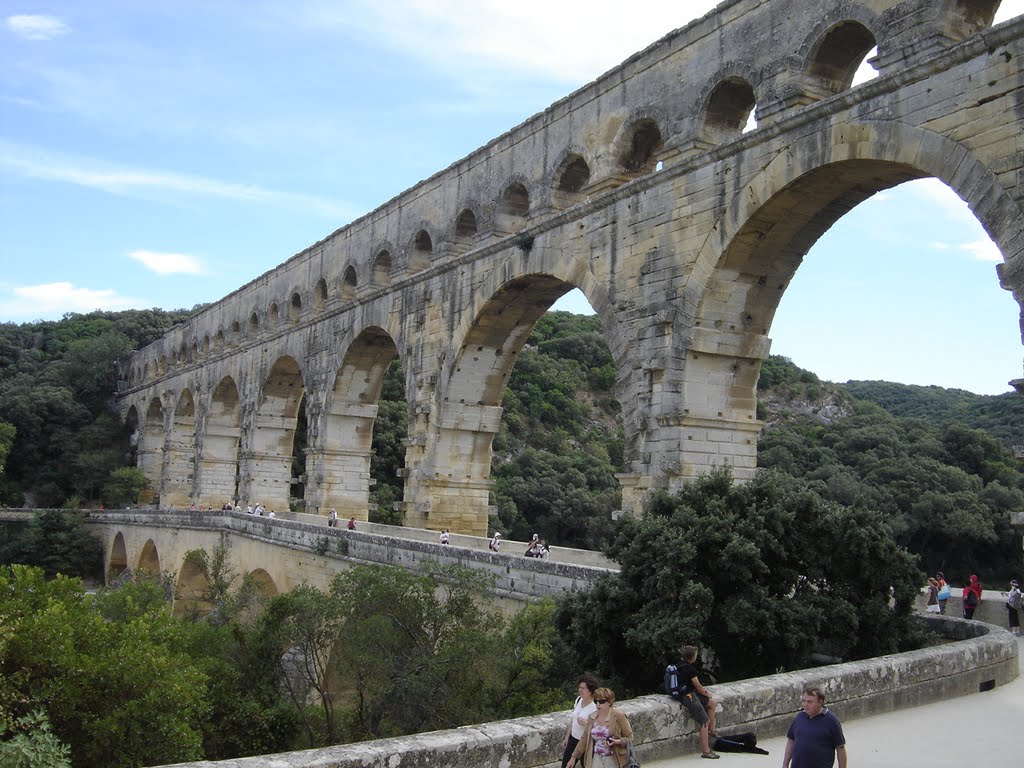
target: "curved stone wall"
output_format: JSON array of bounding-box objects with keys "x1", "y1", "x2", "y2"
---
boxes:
[{"x1": 156, "y1": 616, "x2": 1018, "y2": 768}]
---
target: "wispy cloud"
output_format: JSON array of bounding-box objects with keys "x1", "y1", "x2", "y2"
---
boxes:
[
  {"x1": 960, "y1": 239, "x2": 1002, "y2": 263},
  {"x1": 0, "y1": 140, "x2": 359, "y2": 219},
  {"x1": 302, "y1": 0, "x2": 721, "y2": 84},
  {"x1": 129, "y1": 250, "x2": 206, "y2": 275},
  {"x1": 6, "y1": 14, "x2": 70, "y2": 41},
  {"x1": 0, "y1": 282, "x2": 143, "y2": 319}
]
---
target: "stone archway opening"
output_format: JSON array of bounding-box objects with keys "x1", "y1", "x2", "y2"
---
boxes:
[
  {"x1": 138, "y1": 538, "x2": 161, "y2": 574},
  {"x1": 108, "y1": 532, "x2": 128, "y2": 582},
  {"x1": 248, "y1": 568, "x2": 279, "y2": 598},
  {"x1": 620, "y1": 119, "x2": 663, "y2": 174},
  {"x1": 372, "y1": 250, "x2": 392, "y2": 286},
  {"x1": 769, "y1": 174, "x2": 1019, "y2": 395},
  {"x1": 249, "y1": 356, "x2": 305, "y2": 514},
  {"x1": 410, "y1": 275, "x2": 624, "y2": 540},
  {"x1": 808, "y1": 21, "x2": 877, "y2": 88},
  {"x1": 318, "y1": 327, "x2": 404, "y2": 523},
  {"x1": 687, "y1": 157, "x2": 1019, "y2": 493},
  {"x1": 173, "y1": 557, "x2": 212, "y2": 618},
  {"x1": 199, "y1": 376, "x2": 241, "y2": 508},
  {"x1": 702, "y1": 78, "x2": 757, "y2": 144},
  {"x1": 552, "y1": 155, "x2": 592, "y2": 209},
  {"x1": 164, "y1": 390, "x2": 196, "y2": 508}
]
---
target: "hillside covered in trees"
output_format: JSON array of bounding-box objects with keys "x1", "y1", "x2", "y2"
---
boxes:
[{"x1": 0, "y1": 309, "x2": 1021, "y2": 581}]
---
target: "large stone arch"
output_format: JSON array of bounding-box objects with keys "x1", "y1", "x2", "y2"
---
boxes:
[
  {"x1": 173, "y1": 557, "x2": 212, "y2": 618},
  {"x1": 248, "y1": 568, "x2": 279, "y2": 597},
  {"x1": 312, "y1": 326, "x2": 401, "y2": 519},
  {"x1": 163, "y1": 389, "x2": 197, "y2": 507},
  {"x1": 246, "y1": 356, "x2": 305, "y2": 513},
  {"x1": 108, "y1": 532, "x2": 128, "y2": 582},
  {"x1": 197, "y1": 375, "x2": 242, "y2": 507},
  {"x1": 138, "y1": 396, "x2": 165, "y2": 502},
  {"x1": 138, "y1": 538, "x2": 161, "y2": 574},
  {"x1": 668, "y1": 120, "x2": 1024, "y2": 491},
  {"x1": 409, "y1": 270, "x2": 618, "y2": 534}
]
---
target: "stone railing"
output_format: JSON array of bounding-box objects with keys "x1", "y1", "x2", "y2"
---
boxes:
[{"x1": 157, "y1": 615, "x2": 1017, "y2": 767}]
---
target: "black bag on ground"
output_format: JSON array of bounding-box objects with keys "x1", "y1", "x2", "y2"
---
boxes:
[{"x1": 713, "y1": 732, "x2": 769, "y2": 755}]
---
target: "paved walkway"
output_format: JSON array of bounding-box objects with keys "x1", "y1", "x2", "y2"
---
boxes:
[{"x1": 651, "y1": 636, "x2": 1023, "y2": 767}]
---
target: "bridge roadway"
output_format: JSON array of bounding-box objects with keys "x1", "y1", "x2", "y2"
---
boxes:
[{"x1": 652, "y1": 635, "x2": 1024, "y2": 768}]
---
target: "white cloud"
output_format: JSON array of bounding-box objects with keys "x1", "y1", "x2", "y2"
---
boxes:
[
  {"x1": 129, "y1": 250, "x2": 206, "y2": 275},
  {"x1": 305, "y1": 0, "x2": 721, "y2": 83},
  {"x1": 0, "y1": 140, "x2": 359, "y2": 220},
  {"x1": 960, "y1": 239, "x2": 1003, "y2": 263},
  {"x1": 930, "y1": 242, "x2": 950, "y2": 250},
  {"x1": 6, "y1": 14, "x2": 70, "y2": 41},
  {"x1": 0, "y1": 282, "x2": 143, "y2": 318}
]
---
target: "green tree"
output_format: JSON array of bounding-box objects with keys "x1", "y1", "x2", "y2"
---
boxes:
[
  {"x1": 0, "y1": 422, "x2": 14, "y2": 478},
  {"x1": 555, "y1": 470, "x2": 923, "y2": 694},
  {"x1": 0, "y1": 710, "x2": 72, "y2": 768},
  {"x1": 103, "y1": 467, "x2": 149, "y2": 507},
  {"x1": 0, "y1": 565, "x2": 209, "y2": 768},
  {"x1": 0, "y1": 511, "x2": 103, "y2": 580}
]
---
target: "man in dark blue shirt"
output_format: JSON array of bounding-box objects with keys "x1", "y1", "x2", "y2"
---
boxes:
[{"x1": 782, "y1": 686, "x2": 847, "y2": 768}]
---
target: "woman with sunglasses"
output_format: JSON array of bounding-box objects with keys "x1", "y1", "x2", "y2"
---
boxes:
[{"x1": 566, "y1": 687, "x2": 634, "y2": 768}]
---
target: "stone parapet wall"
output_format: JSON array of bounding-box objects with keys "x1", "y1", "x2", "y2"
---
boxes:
[
  {"x1": 292, "y1": 512, "x2": 618, "y2": 569},
  {"x1": 158, "y1": 616, "x2": 1018, "y2": 768}
]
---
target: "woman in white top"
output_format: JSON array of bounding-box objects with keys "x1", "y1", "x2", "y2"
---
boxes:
[{"x1": 561, "y1": 674, "x2": 599, "y2": 768}]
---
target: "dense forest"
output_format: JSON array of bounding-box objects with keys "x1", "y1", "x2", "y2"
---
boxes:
[{"x1": 0, "y1": 309, "x2": 194, "y2": 507}]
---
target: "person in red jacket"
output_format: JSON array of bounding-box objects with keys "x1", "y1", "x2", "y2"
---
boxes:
[{"x1": 962, "y1": 574, "x2": 983, "y2": 620}]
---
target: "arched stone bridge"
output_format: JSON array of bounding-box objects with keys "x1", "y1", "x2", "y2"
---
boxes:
[
  {"x1": 117, "y1": 0, "x2": 1024, "y2": 536},
  {"x1": 0, "y1": 509, "x2": 611, "y2": 610}
]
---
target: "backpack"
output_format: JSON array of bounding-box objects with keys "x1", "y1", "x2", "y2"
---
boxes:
[
  {"x1": 664, "y1": 664, "x2": 680, "y2": 698},
  {"x1": 1008, "y1": 590, "x2": 1022, "y2": 610},
  {"x1": 966, "y1": 590, "x2": 979, "y2": 607}
]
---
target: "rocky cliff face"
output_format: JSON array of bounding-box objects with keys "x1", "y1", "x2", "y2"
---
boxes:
[{"x1": 758, "y1": 388, "x2": 854, "y2": 430}]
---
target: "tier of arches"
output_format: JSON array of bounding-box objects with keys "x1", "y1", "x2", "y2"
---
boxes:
[
  {"x1": 105, "y1": 532, "x2": 280, "y2": 618},
  {"x1": 121, "y1": 4, "x2": 1009, "y2": 390}
]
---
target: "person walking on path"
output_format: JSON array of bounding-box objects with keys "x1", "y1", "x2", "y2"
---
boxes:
[
  {"x1": 566, "y1": 687, "x2": 634, "y2": 768},
  {"x1": 935, "y1": 571, "x2": 950, "y2": 614},
  {"x1": 560, "y1": 674, "x2": 599, "y2": 768},
  {"x1": 924, "y1": 578, "x2": 940, "y2": 613},
  {"x1": 347, "y1": 516, "x2": 356, "y2": 530},
  {"x1": 1006, "y1": 579, "x2": 1022, "y2": 636},
  {"x1": 489, "y1": 532, "x2": 502, "y2": 551},
  {"x1": 782, "y1": 686, "x2": 847, "y2": 768}
]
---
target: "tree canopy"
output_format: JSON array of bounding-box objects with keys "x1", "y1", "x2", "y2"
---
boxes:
[{"x1": 555, "y1": 469, "x2": 924, "y2": 693}]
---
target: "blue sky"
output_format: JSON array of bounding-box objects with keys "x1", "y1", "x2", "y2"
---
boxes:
[{"x1": 1, "y1": 1, "x2": 1022, "y2": 395}]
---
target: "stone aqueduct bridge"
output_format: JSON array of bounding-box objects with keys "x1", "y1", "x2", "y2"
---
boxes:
[{"x1": 118, "y1": 0, "x2": 1024, "y2": 536}]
